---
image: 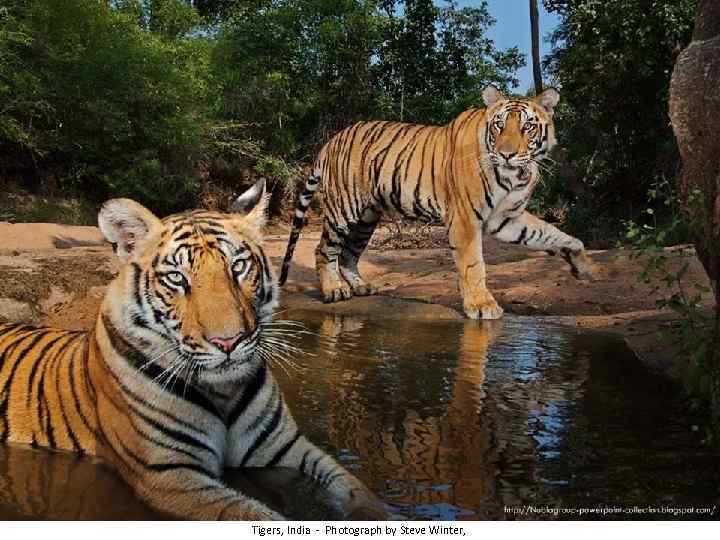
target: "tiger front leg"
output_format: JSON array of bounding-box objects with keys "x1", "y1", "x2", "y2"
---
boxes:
[
  {"x1": 316, "y1": 226, "x2": 354, "y2": 303},
  {"x1": 339, "y1": 208, "x2": 381, "y2": 297},
  {"x1": 274, "y1": 435, "x2": 388, "y2": 520},
  {"x1": 490, "y1": 211, "x2": 595, "y2": 280},
  {"x1": 448, "y1": 215, "x2": 504, "y2": 320},
  {"x1": 557, "y1": 247, "x2": 594, "y2": 280},
  {"x1": 128, "y1": 465, "x2": 284, "y2": 520}
]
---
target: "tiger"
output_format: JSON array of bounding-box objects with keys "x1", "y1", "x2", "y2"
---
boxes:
[
  {"x1": 0, "y1": 179, "x2": 385, "y2": 521},
  {"x1": 279, "y1": 85, "x2": 594, "y2": 319}
]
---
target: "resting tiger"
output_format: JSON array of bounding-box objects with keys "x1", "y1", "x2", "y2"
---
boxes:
[
  {"x1": 0, "y1": 180, "x2": 384, "y2": 520},
  {"x1": 279, "y1": 86, "x2": 594, "y2": 319}
]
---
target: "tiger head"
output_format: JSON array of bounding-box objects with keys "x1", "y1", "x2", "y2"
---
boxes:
[
  {"x1": 481, "y1": 85, "x2": 560, "y2": 173},
  {"x1": 98, "y1": 180, "x2": 278, "y2": 385}
]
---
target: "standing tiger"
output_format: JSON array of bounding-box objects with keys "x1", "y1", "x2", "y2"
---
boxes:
[
  {"x1": 0, "y1": 180, "x2": 384, "y2": 520},
  {"x1": 279, "y1": 86, "x2": 594, "y2": 319}
]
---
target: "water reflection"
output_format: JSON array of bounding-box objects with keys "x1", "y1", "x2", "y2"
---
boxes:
[
  {"x1": 0, "y1": 444, "x2": 160, "y2": 520},
  {"x1": 276, "y1": 311, "x2": 720, "y2": 520},
  {"x1": 0, "y1": 312, "x2": 718, "y2": 520},
  {"x1": 0, "y1": 444, "x2": 343, "y2": 520}
]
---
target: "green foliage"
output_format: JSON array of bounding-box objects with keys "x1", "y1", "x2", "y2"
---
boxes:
[
  {"x1": 542, "y1": 0, "x2": 697, "y2": 243},
  {"x1": 211, "y1": 0, "x2": 523, "y2": 157},
  {"x1": 623, "y1": 181, "x2": 719, "y2": 441},
  {"x1": 378, "y1": 0, "x2": 524, "y2": 123},
  {"x1": 0, "y1": 0, "x2": 212, "y2": 212},
  {"x1": 0, "y1": 6, "x2": 47, "y2": 152},
  {"x1": 0, "y1": 0, "x2": 522, "y2": 215}
]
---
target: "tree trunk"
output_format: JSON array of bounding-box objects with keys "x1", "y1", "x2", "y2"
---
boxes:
[
  {"x1": 669, "y1": 0, "x2": 720, "y2": 418},
  {"x1": 529, "y1": 0, "x2": 543, "y2": 94}
]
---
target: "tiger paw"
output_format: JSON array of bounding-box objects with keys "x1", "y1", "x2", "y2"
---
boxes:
[
  {"x1": 343, "y1": 492, "x2": 390, "y2": 521},
  {"x1": 561, "y1": 248, "x2": 595, "y2": 281},
  {"x1": 463, "y1": 295, "x2": 504, "y2": 320},
  {"x1": 322, "y1": 283, "x2": 353, "y2": 303},
  {"x1": 347, "y1": 503, "x2": 390, "y2": 521},
  {"x1": 219, "y1": 500, "x2": 286, "y2": 521},
  {"x1": 351, "y1": 282, "x2": 378, "y2": 296},
  {"x1": 339, "y1": 267, "x2": 378, "y2": 297}
]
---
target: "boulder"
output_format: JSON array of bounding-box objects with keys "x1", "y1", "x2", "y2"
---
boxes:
[{"x1": 669, "y1": 0, "x2": 720, "y2": 296}]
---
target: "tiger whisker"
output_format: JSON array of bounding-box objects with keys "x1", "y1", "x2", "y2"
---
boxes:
[
  {"x1": 162, "y1": 358, "x2": 189, "y2": 396},
  {"x1": 136, "y1": 344, "x2": 182, "y2": 373},
  {"x1": 260, "y1": 351, "x2": 294, "y2": 378},
  {"x1": 260, "y1": 341, "x2": 304, "y2": 357},
  {"x1": 261, "y1": 322, "x2": 314, "y2": 332},
  {"x1": 182, "y1": 354, "x2": 198, "y2": 399},
  {"x1": 256, "y1": 347, "x2": 297, "y2": 377},
  {"x1": 261, "y1": 329, "x2": 318, "y2": 339},
  {"x1": 261, "y1": 332, "x2": 309, "y2": 347},
  {"x1": 262, "y1": 319, "x2": 312, "y2": 331},
  {"x1": 257, "y1": 343, "x2": 305, "y2": 374},
  {"x1": 151, "y1": 356, "x2": 187, "y2": 389},
  {"x1": 261, "y1": 337, "x2": 312, "y2": 357}
]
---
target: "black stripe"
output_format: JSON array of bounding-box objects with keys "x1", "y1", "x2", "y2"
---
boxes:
[
  {"x1": 53, "y1": 340, "x2": 82, "y2": 452},
  {"x1": 101, "y1": 314, "x2": 222, "y2": 419},
  {"x1": 26, "y1": 333, "x2": 69, "y2": 407},
  {"x1": 114, "y1": 433, "x2": 218, "y2": 479},
  {"x1": 244, "y1": 384, "x2": 278, "y2": 433},
  {"x1": 265, "y1": 431, "x2": 300, "y2": 467},
  {"x1": 226, "y1": 363, "x2": 267, "y2": 426},
  {"x1": 0, "y1": 391, "x2": 8, "y2": 440},
  {"x1": 126, "y1": 397, "x2": 218, "y2": 458},
  {"x1": 492, "y1": 217, "x2": 512, "y2": 234},
  {"x1": 239, "y1": 399, "x2": 284, "y2": 466},
  {"x1": 2, "y1": 332, "x2": 49, "y2": 406},
  {"x1": 67, "y1": 340, "x2": 96, "y2": 442},
  {"x1": 198, "y1": 227, "x2": 227, "y2": 237},
  {"x1": 310, "y1": 455, "x2": 321, "y2": 477},
  {"x1": 173, "y1": 231, "x2": 193, "y2": 242},
  {"x1": 322, "y1": 472, "x2": 345, "y2": 488},
  {"x1": 472, "y1": 206, "x2": 484, "y2": 223},
  {"x1": 299, "y1": 449, "x2": 311, "y2": 473},
  {"x1": 512, "y1": 226, "x2": 528, "y2": 245},
  {"x1": 43, "y1": 333, "x2": 83, "y2": 449},
  {"x1": 484, "y1": 190, "x2": 494, "y2": 209}
]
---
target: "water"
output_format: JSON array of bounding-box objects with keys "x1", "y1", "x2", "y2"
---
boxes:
[{"x1": 1, "y1": 312, "x2": 718, "y2": 520}]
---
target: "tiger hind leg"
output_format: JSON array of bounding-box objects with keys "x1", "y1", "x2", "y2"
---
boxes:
[
  {"x1": 316, "y1": 222, "x2": 354, "y2": 303},
  {"x1": 339, "y1": 208, "x2": 380, "y2": 297}
]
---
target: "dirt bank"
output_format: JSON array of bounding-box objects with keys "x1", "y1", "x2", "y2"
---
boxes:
[{"x1": 0, "y1": 221, "x2": 713, "y2": 381}]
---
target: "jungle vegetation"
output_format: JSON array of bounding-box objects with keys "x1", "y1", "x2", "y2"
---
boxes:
[{"x1": 0, "y1": 0, "x2": 697, "y2": 238}]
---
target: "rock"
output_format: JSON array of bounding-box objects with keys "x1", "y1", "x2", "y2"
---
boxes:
[
  {"x1": 669, "y1": 0, "x2": 720, "y2": 296},
  {"x1": 0, "y1": 247, "x2": 116, "y2": 329},
  {"x1": 0, "y1": 223, "x2": 105, "y2": 252},
  {"x1": 669, "y1": 0, "x2": 720, "y2": 417},
  {"x1": 0, "y1": 298, "x2": 33, "y2": 324}
]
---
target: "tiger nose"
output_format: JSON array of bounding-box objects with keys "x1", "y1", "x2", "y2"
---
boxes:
[
  {"x1": 207, "y1": 333, "x2": 244, "y2": 353},
  {"x1": 499, "y1": 151, "x2": 516, "y2": 161}
]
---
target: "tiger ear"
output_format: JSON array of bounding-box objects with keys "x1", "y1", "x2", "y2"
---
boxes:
[
  {"x1": 98, "y1": 199, "x2": 162, "y2": 263},
  {"x1": 534, "y1": 87, "x2": 560, "y2": 117},
  {"x1": 230, "y1": 178, "x2": 269, "y2": 229},
  {"x1": 482, "y1": 85, "x2": 506, "y2": 107}
]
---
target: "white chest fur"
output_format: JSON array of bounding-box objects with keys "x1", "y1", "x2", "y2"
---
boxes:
[{"x1": 489, "y1": 166, "x2": 536, "y2": 220}]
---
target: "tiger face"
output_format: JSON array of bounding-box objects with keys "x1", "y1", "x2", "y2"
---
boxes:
[
  {"x1": 98, "y1": 180, "x2": 277, "y2": 385},
  {"x1": 481, "y1": 86, "x2": 560, "y2": 173}
]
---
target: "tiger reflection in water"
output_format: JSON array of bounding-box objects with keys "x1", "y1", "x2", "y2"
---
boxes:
[{"x1": 276, "y1": 313, "x2": 503, "y2": 518}]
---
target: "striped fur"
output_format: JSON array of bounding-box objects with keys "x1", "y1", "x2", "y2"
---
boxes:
[
  {"x1": 279, "y1": 86, "x2": 594, "y2": 319},
  {"x1": 0, "y1": 180, "x2": 384, "y2": 520}
]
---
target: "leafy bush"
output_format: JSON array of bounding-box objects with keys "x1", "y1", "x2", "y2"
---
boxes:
[
  {"x1": 0, "y1": 0, "x2": 211, "y2": 211},
  {"x1": 541, "y1": 0, "x2": 697, "y2": 245},
  {"x1": 622, "y1": 180, "x2": 719, "y2": 441}
]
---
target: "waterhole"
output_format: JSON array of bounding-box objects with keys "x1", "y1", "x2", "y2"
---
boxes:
[{"x1": 1, "y1": 311, "x2": 718, "y2": 520}]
